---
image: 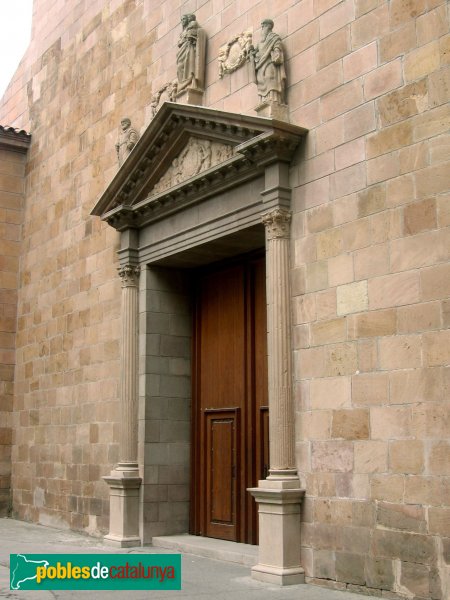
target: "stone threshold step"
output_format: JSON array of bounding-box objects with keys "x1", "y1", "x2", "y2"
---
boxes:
[{"x1": 152, "y1": 534, "x2": 258, "y2": 567}]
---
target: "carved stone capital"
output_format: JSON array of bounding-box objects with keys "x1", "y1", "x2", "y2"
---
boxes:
[
  {"x1": 261, "y1": 208, "x2": 291, "y2": 240},
  {"x1": 118, "y1": 265, "x2": 140, "y2": 287}
]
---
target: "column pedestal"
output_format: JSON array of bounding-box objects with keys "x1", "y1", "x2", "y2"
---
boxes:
[
  {"x1": 175, "y1": 87, "x2": 204, "y2": 105},
  {"x1": 255, "y1": 100, "x2": 289, "y2": 122},
  {"x1": 249, "y1": 480, "x2": 304, "y2": 585},
  {"x1": 103, "y1": 468, "x2": 141, "y2": 547}
]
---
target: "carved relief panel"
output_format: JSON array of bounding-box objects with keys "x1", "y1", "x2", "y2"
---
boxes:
[
  {"x1": 151, "y1": 137, "x2": 234, "y2": 196},
  {"x1": 218, "y1": 30, "x2": 253, "y2": 77},
  {"x1": 150, "y1": 81, "x2": 178, "y2": 118}
]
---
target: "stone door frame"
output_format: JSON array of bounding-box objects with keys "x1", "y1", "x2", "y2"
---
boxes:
[{"x1": 92, "y1": 102, "x2": 307, "y2": 584}]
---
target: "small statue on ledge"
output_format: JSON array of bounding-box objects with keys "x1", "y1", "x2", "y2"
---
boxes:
[
  {"x1": 115, "y1": 117, "x2": 139, "y2": 167},
  {"x1": 176, "y1": 14, "x2": 207, "y2": 95},
  {"x1": 250, "y1": 19, "x2": 287, "y2": 116}
]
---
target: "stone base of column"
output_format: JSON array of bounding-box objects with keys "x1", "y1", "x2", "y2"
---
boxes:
[
  {"x1": 175, "y1": 87, "x2": 204, "y2": 105},
  {"x1": 255, "y1": 101, "x2": 289, "y2": 122},
  {"x1": 103, "y1": 465, "x2": 141, "y2": 548},
  {"x1": 248, "y1": 479, "x2": 305, "y2": 586}
]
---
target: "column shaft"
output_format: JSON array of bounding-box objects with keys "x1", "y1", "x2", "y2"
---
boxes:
[
  {"x1": 118, "y1": 265, "x2": 140, "y2": 468},
  {"x1": 262, "y1": 209, "x2": 297, "y2": 477}
]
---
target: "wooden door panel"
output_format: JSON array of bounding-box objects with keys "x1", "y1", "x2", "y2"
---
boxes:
[
  {"x1": 199, "y1": 267, "x2": 245, "y2": 410},
  {"x1": 192, "y1": 254, "x2": 267, "y2": 545},
  {"x1": 205, "y1": 410, "x2": 239, "y2": 540}
]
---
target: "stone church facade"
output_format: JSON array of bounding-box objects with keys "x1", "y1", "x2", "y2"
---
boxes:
[{"x1": 0, "y1": 0, "x2": 449, "y2": 597}]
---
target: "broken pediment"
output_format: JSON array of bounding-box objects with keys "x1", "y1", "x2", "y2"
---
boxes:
[{"x1": 91, "y1": 102, "x2": 307, "y2": 231}]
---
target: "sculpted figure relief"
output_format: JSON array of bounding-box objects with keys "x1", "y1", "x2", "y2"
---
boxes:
[
  {"x1": 151, "y1": 137, "x2": 234, "y2": 195},
  {"x1": 115, "y1": 117, "x2": 139, "y2": 166},
  {"x1": 150, "y1": 81, "x2": 178, "y2": 118},
  {"x1": 176, "y1": 14, "x2": 207, "y2": 93},
  {"x1": 250, "y1": 19, "x2": 287, "y2": 105}
]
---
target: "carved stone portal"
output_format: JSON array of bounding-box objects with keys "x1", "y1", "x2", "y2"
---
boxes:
[
  {"x1": 150, "y1": 137, "x2": 234, "y2": 195},
  {"x1": 218, "y1": 30, "x2": 253, "y2": 78}
]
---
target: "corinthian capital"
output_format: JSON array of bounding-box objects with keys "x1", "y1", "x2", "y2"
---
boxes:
[
  {"x1": 118, "y1": 264, "x2": 140, "y2": 287},
  {"x1": 261, "y1": 208, "x2": 291, "y2": 240}
]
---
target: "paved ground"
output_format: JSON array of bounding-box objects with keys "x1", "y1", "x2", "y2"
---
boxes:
[{"x1": 0, "y1": 518, "x2": 382, "y2": 599}]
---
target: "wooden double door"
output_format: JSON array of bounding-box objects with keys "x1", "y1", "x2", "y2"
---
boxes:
[{"x1": 190, "y1": 254, "x2": 268, "y2": 545}]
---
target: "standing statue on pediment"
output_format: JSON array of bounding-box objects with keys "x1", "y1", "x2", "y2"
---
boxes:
[
  {"x1": 115, "y1": 117, "x2": 139, "y2": 166},
  {"x1": 176, "y1": 14, "x2": 207, "y2": 93},
  {"x1": 250, "y1": 19, "x2": 287, "y2": 106}
]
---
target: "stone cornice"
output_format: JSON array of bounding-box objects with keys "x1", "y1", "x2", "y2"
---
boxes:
[
  {"x1": 92, "y1": 103, "x2": 307, "y2": 231},
  {"x1": 103, "y1": 153, "x2": 258, "y2": 231}
]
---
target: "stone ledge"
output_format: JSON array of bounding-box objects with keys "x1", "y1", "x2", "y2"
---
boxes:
[{"x1": 151, "y1": 534, "x2": 258, "y2": 567}]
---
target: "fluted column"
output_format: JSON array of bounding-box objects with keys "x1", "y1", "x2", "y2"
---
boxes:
[
  {"x1": 117, "y1": 264, "x2": 140, "y2": 469},
  {"x1": 261, "y1": 208, "x2": 297, "y2": 479},
  {"x1": 248, "y1": 207, "x2": 304, "y2": 586},
  {"x1": 103, "y1": 262, "x2": 141, "y2": 547}
]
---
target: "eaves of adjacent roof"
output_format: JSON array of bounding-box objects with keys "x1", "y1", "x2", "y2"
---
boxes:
[{"x1": 0, "y1": 125, "x2": 31, "y2": 153}]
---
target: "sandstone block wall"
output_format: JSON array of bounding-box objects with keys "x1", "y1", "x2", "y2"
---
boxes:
[
  {"x1": 0, "y1": 139, "x2": 27, "y2": 516},
  {"x1": 0, "y1": 0, "x2": 448, "y2": 597},
  {"x1": 0, "y1": 0, "x2": 152, "y2": 534},
  {"x1": 288, "y1": 1, "x2": 450, "y2": 596}
]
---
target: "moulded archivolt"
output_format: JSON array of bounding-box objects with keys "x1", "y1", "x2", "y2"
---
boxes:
[{"x1": 218, "y1": 30, "x2": 253, "y2": 78}]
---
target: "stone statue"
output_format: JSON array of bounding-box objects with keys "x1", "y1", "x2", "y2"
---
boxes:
[
  {"x1": 115, "y1": 117, "x2": 139, "y2": 166},
  {"x1": 176, "y1": 14, "x2": 207, "y2": 93},
  {"x1": 250, "y1": 19, "x2": 287, "y2": 105}
]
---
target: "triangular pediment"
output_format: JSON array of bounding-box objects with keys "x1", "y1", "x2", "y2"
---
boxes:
[{"x1": 91, "y1": 102, "x2": 307, "y2": 230}]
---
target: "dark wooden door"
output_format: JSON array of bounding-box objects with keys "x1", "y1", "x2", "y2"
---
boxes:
[{"x1": 191, "y1": 254, "x2": 268, "y2": 544}]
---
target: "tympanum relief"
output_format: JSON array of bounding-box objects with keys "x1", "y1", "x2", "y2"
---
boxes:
[{"x1": 151, "y1": 137, "x2": 234, "y2": 196}]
